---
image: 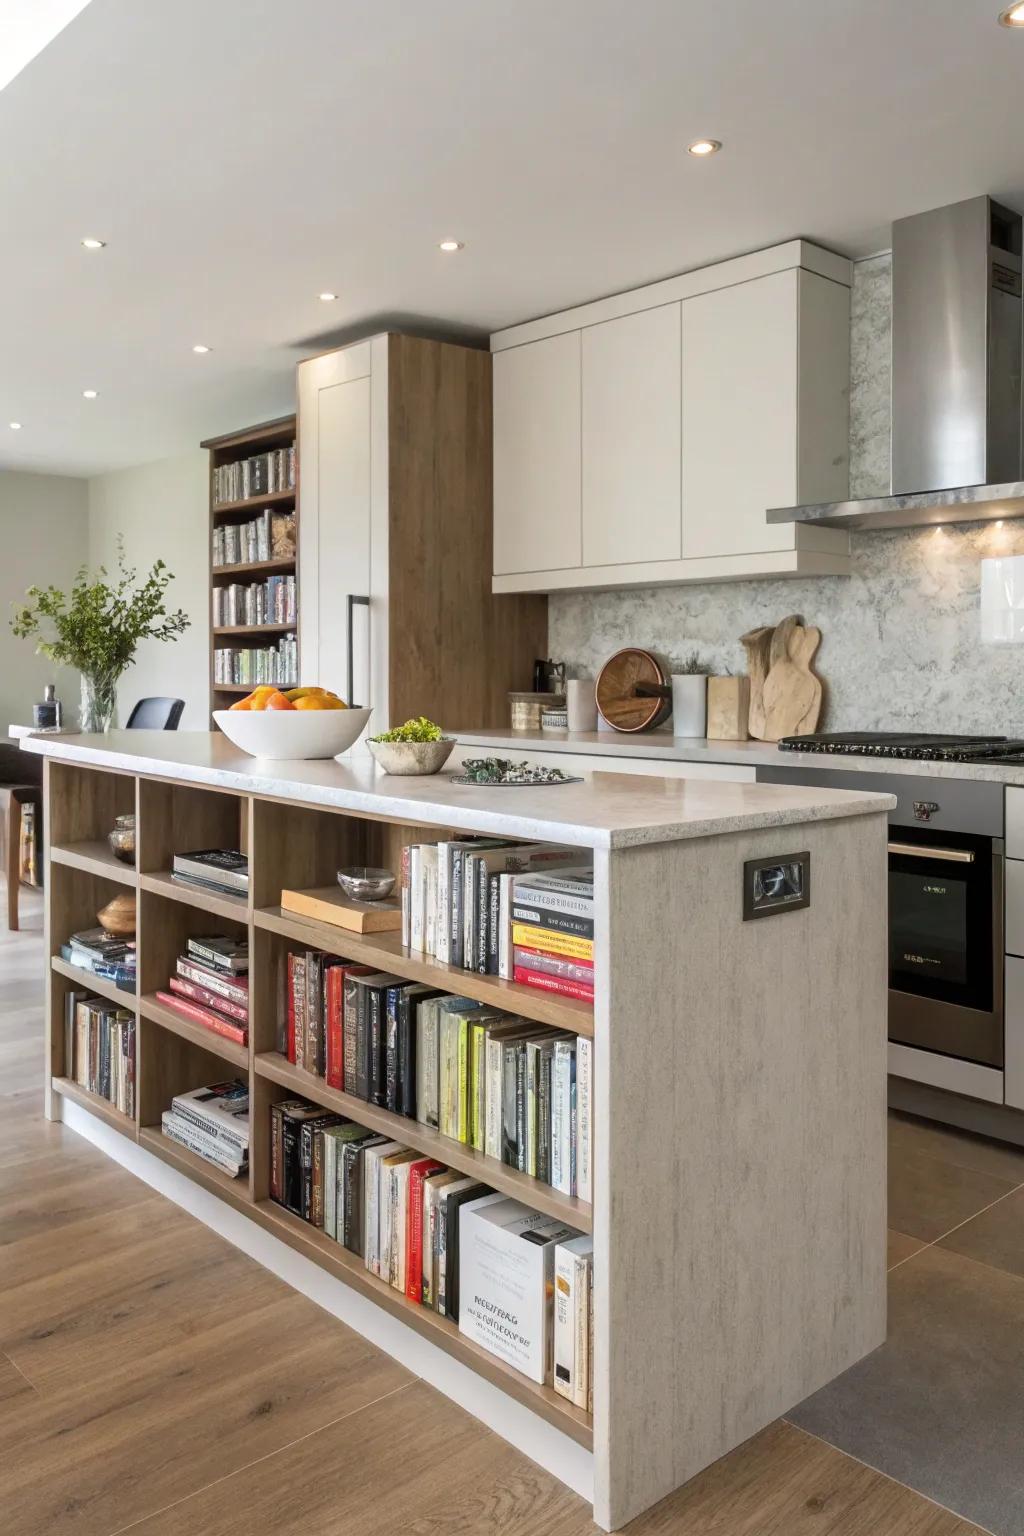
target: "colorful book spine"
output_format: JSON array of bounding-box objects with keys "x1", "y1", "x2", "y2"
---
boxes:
[
  {"x1": 154, "y1": 990, "x2": 248, "y2": 1045},
  {"x1": 512, "y1": 966, "x2": 595, "y2": 1002},
  {"x1": 511, "y1": 923, "x2": 594, "y2": 961}
]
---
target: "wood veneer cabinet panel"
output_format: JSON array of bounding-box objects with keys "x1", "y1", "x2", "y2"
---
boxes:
[
  {"x1": 136, "y1": 780, "x2": 247, "y2": 875},
  {"x1": 386, "y1": 335, "x2": 548, "y2": 729}
]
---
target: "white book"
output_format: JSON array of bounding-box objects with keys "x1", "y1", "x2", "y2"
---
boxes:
[
  {"x1": 497, "y1": 874, "x2": 513, "y2": 979},
  {"x1": 380, "y1": 1151, "x2": 416, "y2": 1286},
  {"x1": 422, "y1": 846, "x2": 439, "y2": 958},
  {"x1": 576, "y1": 1035, "x2": 593, "y2": 1203},
  {"x1": 553, "y1": 1236, "x2": 594, "y2": 1405},
  {"x1": 363, "y1": 1140, "x2": 403, "y2": 1277},
  {"x1": 323, "y1": 1129, "x2": 338, "y2": 1240},
  {"x1": 551, "y1": 1040, "x2": 577, "y2": 1196},
  {"x1": 511, "y1": 883, "x2": 595, "y2": 921},
  {"x1": 435, "y1": 842, "x2": 452, "y2": 964},
  {"x1": 390, "y1": 1157, "x2": 414, "y2": 1291},
  {"x1": 409, "y1": 846, "x2": 425, "y2": 952},
  {"x1": 423, "y1": 1169, "x2": 462, "y2": 1308},
  {"x1": 459, "y1": 1198, "x2": 577, "y2": 1383}
]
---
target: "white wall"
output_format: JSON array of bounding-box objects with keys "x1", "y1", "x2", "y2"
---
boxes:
[
  {"x1": 88, "y1": 450, "x2": 209, "y2": 729},
  {"x1": 0, "y1": 470, "x2": 89, "y2": 728}
]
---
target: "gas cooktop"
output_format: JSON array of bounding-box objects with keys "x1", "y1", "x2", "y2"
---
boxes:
[{"x1": 777, "y1": 732, "x2": 1024, "y2": 763}]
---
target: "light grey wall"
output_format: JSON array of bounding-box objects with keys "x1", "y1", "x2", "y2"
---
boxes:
[
  {"x1": 548, "y1": 252, "x2": 1024, "y2": 735},
  {"x1": 88, "y1": 451, "x2": 210, "y2": 728},
  {"x1": 0, "y1": 470, "x2": 89, "y2": 728}
]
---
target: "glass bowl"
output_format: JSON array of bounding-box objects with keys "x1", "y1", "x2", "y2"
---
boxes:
[{"x1": 337, "y1": 866, "x2": 395, "y2": 902}]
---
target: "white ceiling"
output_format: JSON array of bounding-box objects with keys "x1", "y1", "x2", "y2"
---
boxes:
[{"x1": 3, "y1": 0, "x2": 1024, "y2": 477}]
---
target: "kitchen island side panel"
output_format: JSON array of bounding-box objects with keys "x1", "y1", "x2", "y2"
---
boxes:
[{"x1": 594, "y1": 811, "x2": 888, "y2": 1531}]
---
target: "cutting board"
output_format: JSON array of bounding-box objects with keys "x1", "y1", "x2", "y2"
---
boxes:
[
  {"x1": 281, "y1": 886, "x2": 403, "y2": 933},
  {"x1": 741, "y1": 615, "x2": 823, "y2": 741},
  {"x1": 596, "y1": 648, "x2": 672, "y2": 733}
]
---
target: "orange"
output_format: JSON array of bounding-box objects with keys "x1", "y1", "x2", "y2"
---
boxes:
[
  {"x1": 265, "y1": 690, "x2": 295, "y2": 710},
  {"x1": 228, "y1": 698, "x2": 252, "y2": 711}
]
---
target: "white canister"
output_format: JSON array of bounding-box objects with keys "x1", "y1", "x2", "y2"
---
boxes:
[
  {"x1": 566, "y1": 678, "x2": 598, "y2": 733},
  {"x1": 671, "y1": 674, "x2": 707, "y2": 738}
]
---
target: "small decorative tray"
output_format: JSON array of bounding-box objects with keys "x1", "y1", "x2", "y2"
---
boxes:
[{"x1": 453, "y1": 756, "x2": 582, "y2": 787}]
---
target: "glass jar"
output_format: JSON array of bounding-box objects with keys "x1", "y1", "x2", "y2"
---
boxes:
[{"x1": 108, "y1": 813, "x2": 136, "y2": 866}]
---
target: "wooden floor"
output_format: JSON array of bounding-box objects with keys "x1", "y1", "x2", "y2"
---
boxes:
[{"x1": 0, "y1": 896, "x2": 985, "y2": 1536}]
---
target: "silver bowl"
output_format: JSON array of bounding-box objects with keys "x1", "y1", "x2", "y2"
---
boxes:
[{"x1": 337, "y1": 866, "x2": 396, "y2": 902}]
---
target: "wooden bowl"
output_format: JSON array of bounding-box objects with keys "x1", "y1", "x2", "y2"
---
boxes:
[
  {"x1": 596, "y1": 648, "x2": 671, "y2": 732},
  {"x1": 97, "y1": 892, "x2": 137, "y2": 937}
]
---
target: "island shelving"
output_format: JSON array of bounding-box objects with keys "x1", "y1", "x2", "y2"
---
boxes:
[{"x1": 29, "y1": 729, "x2": 893, "y2": 1531}]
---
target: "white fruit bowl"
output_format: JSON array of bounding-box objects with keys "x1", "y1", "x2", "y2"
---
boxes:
[{"x1": 214, "y1": 707, "x2": 372, "y2": 760}]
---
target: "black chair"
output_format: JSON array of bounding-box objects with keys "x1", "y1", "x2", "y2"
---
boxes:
[{"x1": 126, "y1": 697, "x2": 185, "y2": 730}]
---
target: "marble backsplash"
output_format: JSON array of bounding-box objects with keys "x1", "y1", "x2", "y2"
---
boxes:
[{"x1": 548, "y1": 253, "x2": 1024, "y2": 736}]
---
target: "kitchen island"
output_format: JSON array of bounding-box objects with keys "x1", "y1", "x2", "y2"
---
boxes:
[{"x1": 26, "y1": 730, "x2": 893, "y2": 1532}]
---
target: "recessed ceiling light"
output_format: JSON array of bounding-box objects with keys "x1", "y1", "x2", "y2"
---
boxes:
[
  {"x1": 999, "y1": 3, "x2": 1024, "y2": 24},
  {"x1": 438, "y1": 239, "x2": 464, "y2": 252},
  {"x1": 688, "y1": 139, "x2": 722, "y2": 157},
  {"x1": 192, "y1": 344, "x2": 211, "y2": 354},
  {"x1": 81, "y1": 237, "x2": 106, "y2": 249},
  {"x1": 9, "y1": 422, "x2": 21, "y2": 431},
  {"x1": 82, "y1": 389, "x2": 98, "y2": 399},
  {"x1": 318, "y1": 291, "x2": 337, "y2": 302}
]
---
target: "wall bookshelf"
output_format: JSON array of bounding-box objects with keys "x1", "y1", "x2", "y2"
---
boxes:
[{"x1": 201, "y1": 414, "x2": 298, "y2": 723}]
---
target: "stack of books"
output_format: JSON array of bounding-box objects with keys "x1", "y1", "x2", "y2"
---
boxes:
[
  {"x1": 156, "y1": 934, "x2": 249, "y2": 1046},
  {"x1": 400, "y1": 838, "x2": 591, "y2": 978},
  {"x1": 212, "y1": 574, "x2": 296, "y2": 628},
  {"x1": 161, "y1": 1081, "x2": 249, "y2": 1177},
  {"x1": 214, "y1": 634, "x2": 298, "y2": 688},
  {"x1": 62, "y1": 927, "x2": 136, "y2": 992},
  {"x1": 212, "y1": 510, "x2": 295, "y2": 567},
  {"x1": 212, "y1": 443, "x2": 295, "y2": 505},
  {"x1": 510, "y1": 872, "x2": 595, "y2": 1002},
  {"x1": 171, "y1": 848, "x2": 249, "y2": 899},
  {"x1": 281, "y1": 954, "x2": 592, "y2": 1201},
  {"x1": 64, "y1": 989, "x2": 135, "y2": 1115}
]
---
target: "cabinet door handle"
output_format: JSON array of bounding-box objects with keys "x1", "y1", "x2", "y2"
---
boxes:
[
  {"x1": 887, "y1": 841, "x2": 975, "y2": 864},
  {"x1": 346, "y1": 595, "x2": 370, "y2": 708}
]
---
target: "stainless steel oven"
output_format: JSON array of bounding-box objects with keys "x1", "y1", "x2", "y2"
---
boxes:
[{"x1": 758, "y1": 765, "x2": 1005, "y2": 1070}]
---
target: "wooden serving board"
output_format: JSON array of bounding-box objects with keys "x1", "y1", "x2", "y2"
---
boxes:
[
  {"x1": 596, "y1": 648, "x2": 671, "y2": 733},
  {"x1": 741, "y1": 614, "x2": 822, "y2": 741},
  {"x1": 281, "y1": 886, "x2": 403, "y2": 933}
]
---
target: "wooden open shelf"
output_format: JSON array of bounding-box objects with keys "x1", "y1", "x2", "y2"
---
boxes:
[
  {"x1": 52, "y1": 1075, "x2": 136, "y2": 1135},
  {"x1": 139, "y1": 1127, "x2": 252, "y2": 1205},
  {"x1": 51, "y1": 840, "x2": 138, "y2": 887},
  {"x1": 52, "y1": 955, "x2": 137, "y2": 1008},
  {"x1": 141, "y1": 993, "x2": 249, "y2": 1072},
  {"x1": 249, "y1": 1196, "x2": 593, "y2": 1447},
  {"x1": 256, "y1": 1051, "x2": 592, "y2": 1232},
  {"x1": 213, "y1": 623, "x2": 296, "y2": 637},
  {"x1": 139, "y1": 870, "x2": 249, "y2": 923},
  {"x1": 211, "y1": 557, "x2": 296, "y2": 579},
  {"x1": 255, "y1": 907, "x2": 594, "y2": 1037},
  {"x1": 211, "y1": 488, "x2": 296, "y2": 518}
]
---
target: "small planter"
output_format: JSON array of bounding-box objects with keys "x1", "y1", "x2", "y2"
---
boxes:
[
  {"x1": 671, "y1": 673, "x2": 708, "y2": 738},
  {"x1": 367, "y1": 738, "x2": 455, "y2": 775}
]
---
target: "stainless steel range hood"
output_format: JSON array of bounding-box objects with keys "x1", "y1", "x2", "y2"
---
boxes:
[{"x1": 768, "y1": 195, "x2": 1024, "y2": 532}]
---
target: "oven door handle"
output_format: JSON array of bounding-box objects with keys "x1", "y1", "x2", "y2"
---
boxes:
[{"x1": 888, "y1": 841, "x2": 975, "y2": 864}]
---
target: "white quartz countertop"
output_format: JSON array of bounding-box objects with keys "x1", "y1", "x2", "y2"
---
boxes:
[
  {"x1": 455, "y1": 727, "x2": 1024, "y2": 786},
  {"x1": 22, "y1": 730, "x2": 894, "y2": 850}
]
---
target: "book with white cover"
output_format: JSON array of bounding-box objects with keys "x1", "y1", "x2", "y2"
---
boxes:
[
  {"x1": 550, "y1": 1040, "x2": 576, "y2": 1196},
  {"x1": 553, "y1": 1235, "x2": 594, "y2": 1405},
  {"x1": 409, "y1": 846, "x2": 425, "y2": 953},
  {"x1": 576, "y1": 1036, "x2": 593, "y2": 1203},
  {"x1": 422, "y1": 846, "x2": 439, "y2": 957},
  {"x1": 363, "y1": 1140, "x2": 403, "y2": 1277},
  {"x1": 459, "y1": 1197, "x2": 577, "y2": 1383}
]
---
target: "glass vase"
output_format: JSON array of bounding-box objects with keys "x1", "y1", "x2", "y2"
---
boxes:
[{"x1": 79, "y1": 670, "x2": 120, "y2": 733}]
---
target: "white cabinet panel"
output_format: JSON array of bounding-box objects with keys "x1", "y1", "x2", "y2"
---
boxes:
[
  {"x1": 1006, "y1": 788, "x2": 1024, "y2": 860},
  {"x1": 681, "y1": 271, "x2": 799, "y2": 560},
  {"x1": 1006, "y1": 955, "x2": 1024, "y2": 1110},
  {"x1": 582, "y1": 304, "x2": 681, "y2": 567},
  {"x1": 1007, "y1": 858, "x2": 1024, "y2": 958},
  {"x1": 493, "y1": 332, "x2": 581, "y2": 575}
]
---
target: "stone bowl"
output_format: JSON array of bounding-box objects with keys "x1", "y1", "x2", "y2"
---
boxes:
[{"x1": 366, "y1": 737, "x2": 455, "y2": 776}]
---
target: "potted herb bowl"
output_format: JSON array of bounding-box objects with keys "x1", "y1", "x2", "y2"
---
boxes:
[{"x1": 366, "y1": 717, "x2": 455, "y2": 775}]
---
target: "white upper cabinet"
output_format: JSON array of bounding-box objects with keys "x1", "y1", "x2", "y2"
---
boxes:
[
  {"x1": 582, "y1": 304, "x2": 682, "y2": 568},
  {"x1": 493, "y1": 331, "x2": 581, "y2": 576},
  {"x1": 490, "y1": 241, "x2": 852, "y2": 594}
]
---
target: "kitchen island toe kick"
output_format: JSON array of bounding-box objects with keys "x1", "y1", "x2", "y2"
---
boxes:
[{"x1": 26, "y1": 731, "x2": 893, "y2": 1533}]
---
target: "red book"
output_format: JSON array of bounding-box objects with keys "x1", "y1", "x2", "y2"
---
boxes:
[
  {"x1": 406, "y1": 1157, "x2": 445, "y2": 1302},
  {"x1": 168, "y1": 976, "x2": 248, "y2": 1024},
  {"x1": 512, "y1": 966, "x2": 595, "y2": 1003},
  {"x1": 515, "y1": 944, "x2": 594, "y2": 973},
  {"x1": 325, "y1": 963, "x2": 345, "y2": 1088},
  {"x1": 155, "y1": 990, "x2": 248, "y2": 1045}
]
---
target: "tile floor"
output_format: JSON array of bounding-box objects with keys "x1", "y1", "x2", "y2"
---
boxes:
[{"x1": 790, "y1": 1110, "x2": 1024, "y2": 1536}]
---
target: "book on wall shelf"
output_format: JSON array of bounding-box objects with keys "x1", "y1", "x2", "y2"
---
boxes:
[
  {"x1": 162, "y1": 1080, "x2": 249, "y2": 1177},
  {"x1": 202, "y1": 414, "x2": 298, "y2": 722}
]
